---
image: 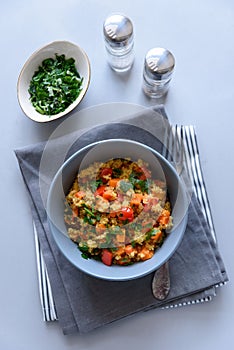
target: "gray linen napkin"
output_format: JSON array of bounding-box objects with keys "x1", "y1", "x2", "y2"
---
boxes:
[{"x1": 15, "y1": 107, "x2": 228, "y2": 334}]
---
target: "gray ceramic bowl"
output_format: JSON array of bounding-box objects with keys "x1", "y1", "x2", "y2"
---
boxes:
[{"x1": 47, "y1": 139, "x2": 188, "y2": 281}]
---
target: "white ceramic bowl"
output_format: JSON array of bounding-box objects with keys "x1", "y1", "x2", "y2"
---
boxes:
[
  {"x1": 47, "y1": 139, "x2": 189, "y2": 281},
  {"x1": 17, "y1": 41, "x2": 91, "y2": 122}
]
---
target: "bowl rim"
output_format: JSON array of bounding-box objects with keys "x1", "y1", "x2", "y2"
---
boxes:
[
  {"x1": 47, "y1": 138, "x2": 189, "y2": 281},
  {"x1": 17, "y1": 40, "x2": 91, "y2": 123}
]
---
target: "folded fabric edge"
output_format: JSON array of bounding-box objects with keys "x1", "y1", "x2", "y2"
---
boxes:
[{"x1": 181, "y1": 125, "x2": 216, "y2": 241}]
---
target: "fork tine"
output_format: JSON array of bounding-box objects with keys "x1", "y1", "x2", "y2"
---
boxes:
[
  {"x1": 171, "y1": 125, "x2": 184, "y2": 174},
  {"x1": 162, "y1": 123, "x2": 171, "y2": 160},
  {"x1": 162, "y1": 123, "x2": 184, "y2": 174}
]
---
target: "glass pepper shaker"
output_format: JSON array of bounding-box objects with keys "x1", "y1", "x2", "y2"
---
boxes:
[
  {"x1": 103, "y1": 13, "x2": 134, "y2": 72},
  {"x1": 142, "y1": 48, "x2": 175, "y2": 98}
]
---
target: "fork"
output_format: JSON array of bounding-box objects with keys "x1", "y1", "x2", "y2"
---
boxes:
[{"x1": 152, "y1": 124, "x2": 184, "y2": 300}]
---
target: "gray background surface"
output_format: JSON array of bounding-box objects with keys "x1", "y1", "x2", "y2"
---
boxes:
[{"x1": 1, "y1": 0, "x2": 233, "y2": 349}]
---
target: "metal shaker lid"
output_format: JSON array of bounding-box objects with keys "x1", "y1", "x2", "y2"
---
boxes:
[
  {"x1": 144, "y1": 48, "x2": 175, "y2": 80},
  {"x1": 103, "y1": 14, "x2": 133, "y2": 46}
]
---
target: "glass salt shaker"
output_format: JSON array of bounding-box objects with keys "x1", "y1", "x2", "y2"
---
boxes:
[
  {"x1": 103, "y1": 13, "x2": 134, "y2": 72},
  {"x1": 142, "y1": 48, "x2": 175, "y2": 98}
]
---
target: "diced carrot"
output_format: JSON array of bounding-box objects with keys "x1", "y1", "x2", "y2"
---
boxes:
[
  {"x1": 101, "y1": 249, "x2": 113, "y2": 266},
  {"x1": 74, "y1": 190, "x2": 85, "y2": 199},
  {"x1": 151, "y1": 230, "x2": 163, "y2": 242},
  {"x1": 95, "y1": 223, "x2": 106, "y2": 234},
  {"x1": 130, "y1": 193, "x2": 143, "y2": 206},
  {"x1": 159, "y1": 216, "x2": 170, "y2": 225},
  {"x1": 108, "y1": 211, "x2": 117, "y2": 218},
  {"x1": 139, "y1": 247, "x2": 154, "y2": 261},
  {"x1": 116, "y1": 234, "x2": 125, "y2": 243},
  {"x1": 116, "y1": 257, "x2": 131, "y2": 265},
  {"x1": 102, "y1": 190, "x2": 117, "y2": 201},
  {"x1": 158, "y1": 210, "x2": 170, "y2": 225},
  {"x1": 109, "y1": 178, "x2": 121, "y2": 188},
  {"x1": 125, "y1": 245, "x2": 134, "y2": 254},
  {"x1": 114, "y1": 247, "x2": 125, "y2": 256}
]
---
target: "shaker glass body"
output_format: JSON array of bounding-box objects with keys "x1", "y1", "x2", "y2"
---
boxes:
[
  {"x1": 142, "y1": 47, "x2": 175, "y2": 98},
  {"x1": 142, "y1": 69, "x2": 172, "y2": 98},
  {"x1": 104, "y1": 38, "x2": 134, "y2": 72},
  {"x1": 103, "y1": 14, "x2": 134, "y2": 73}
]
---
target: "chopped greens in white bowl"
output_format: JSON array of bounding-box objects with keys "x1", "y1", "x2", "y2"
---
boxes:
[{"x1": 17, "y1": 41, "x2": 90, "y2": 123}]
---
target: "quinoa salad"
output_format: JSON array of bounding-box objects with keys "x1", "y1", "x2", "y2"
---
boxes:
[{"x1": 64, "y1": 158, "x2": 173, "y2": 266}]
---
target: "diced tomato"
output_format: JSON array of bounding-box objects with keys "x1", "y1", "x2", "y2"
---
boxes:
[
  {"x1": 101, "y1": 249, "x2": 113, "y2": 266},
  {"x1": 94, "y1": 185, "x2": 106, "y2": 196},
  {"x1": 139, "y1": 173, "x2": 146, "y2": 180},
  {"x1": 143, "y1": 197, "x2": 159, "y2": 211},
  {"x1": 74, "y1": 190, "x2": 85, "y2": 199},
  {"x1": 72, "y1": 207, "x2": 78, "y2": 217},
  {"x1": 117, "y1": 193, "x2": 124, "y2": 202},
  {"x1": 118, "y1": 207, "x2": 134, "y2": 222},
  {"x1": 100, "y1": 168, "x2": 113, "y2": 183},
  {"x1": 141, "y1": 219, "x2": 155, "y2": 233},
  {"x1": 143, "y1": 203, "x2": 150, "y2": 212},
  {"x1": 108, "y1": 211, "x2": 117, "y2": 218},
  {"x1": 139, "y1": 166, "x2": 151, "y2": 180}
]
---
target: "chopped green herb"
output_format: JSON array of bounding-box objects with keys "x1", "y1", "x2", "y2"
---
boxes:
[
  {"x1": 121, "y1": 219, "x2": 130, "y2": 225},
  {"x1": 82, "y1": 204, "x2": 101, "y2": 224},
  {"x1": 137, "y1": 180, "x2": 149, "y2": 193},
  {"x1": 89, "y1": 179, "x2": 103, "y2": 192},
  {"x1": 145, "y1": 228, "x2": 161, "y2": 240},
  {"x1": 78, "y1": 243, "x2": 91, "y2": 259},
  {"x1": 113, "y1": 168, "x2": 122, "y2": 177},
  {"x1": 119, "y1": 180, "x2": 132, "y2": 193},
  {"x1": 83, "y1": 216, "x2": 94, "y2": 225},
  {"x1": 79, "y1": 243, "x2": 89, "y2": 251},
  {"x1": 109, "y1": 226, "x2": 121, "y2": 235},
  {"x1": 81, "y1": 252, "x2": 90, "y2": 260},
  {"x1": 95, "y1": 213, "x2": 101, "y2": 222},
  {"x1": 129, "y1": 172, "x2": 149, "y2": 193},
  {"x1": 28, "y1": 54, "x2": 83, "y2": 116},
  {"x1": 84, "y1": 206, "x2": 96, "y2": 218}
]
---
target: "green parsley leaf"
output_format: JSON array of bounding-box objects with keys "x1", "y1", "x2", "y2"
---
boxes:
[{"x1": 28, "y1": 54, "x2": 83, "y2": 116}]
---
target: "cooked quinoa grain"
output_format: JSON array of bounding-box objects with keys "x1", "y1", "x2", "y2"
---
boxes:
[{"x1": 64, "y1": 158, "x2": 173, "y2": 266}]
